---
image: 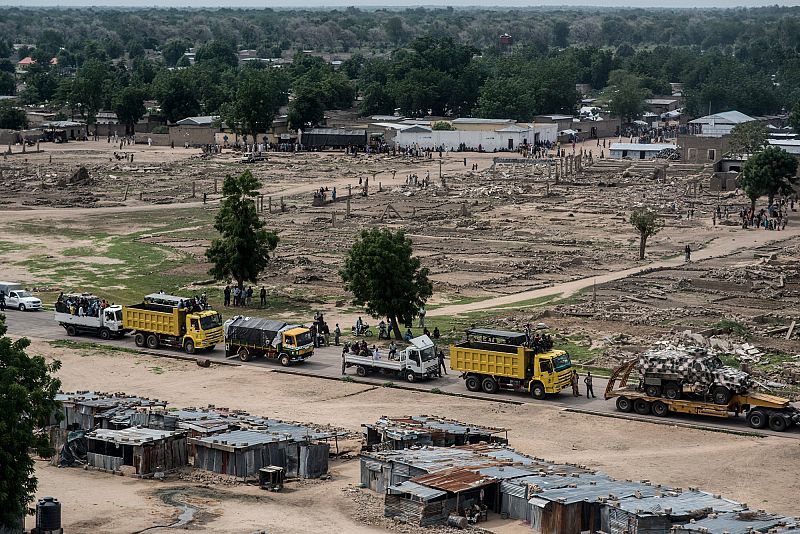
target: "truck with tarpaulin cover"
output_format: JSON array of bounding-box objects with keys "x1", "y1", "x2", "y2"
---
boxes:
[
  {"x1": 449, "y1": 327, "x2": 573, "y2": 399},
  {"x1": 122, "y1": 293, "x2": 223, "y2": 354},
  {"x1": 223, "y1": 316, "x2": 314, "y2": 366}
]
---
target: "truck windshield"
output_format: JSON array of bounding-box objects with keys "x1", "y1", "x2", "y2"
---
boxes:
[
  {"x1": 199, "y1": 314, "x2": 222, "y2": 330},
  {"x1": 115, "y1": 310, "x2": 123, "y2": 321},
  {"x1": 15, "y1": 291, "x2": 32, "y2": 298},
  {"x1": 553, "y1": 353, "x2": 572, "y2": 371},
  {"x1": 419, "y1": 346, "x2": 436, "y2": 361},
  {"x1": 294, "y1": 331, "x2": 313, "y2": 346}
]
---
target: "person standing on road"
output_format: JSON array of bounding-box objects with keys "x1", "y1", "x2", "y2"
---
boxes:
[
  {"x1": 438, "y1": 350, "x2": 447, "y2": 376},
  {"x1": 341, "y1": 345, "x2": 347, "y2": 375},
  {"x1": 0, "y1": 290, "x2": 5, "y2": 312},
  {"x1": 684, "y1": 244, "x2": 691, "y2": 263},
  {"x1": 260, "y1": 287, "x2": 266, "y2": 307},
  {"x1": 584, "y1": 372, "x2": 595, "y2": 398},
  {"x1": 334, "y1": 324, "x2": 341, "y2": 346},
  {"x1": 571, "y1": 369, "x2": 580, "y2": 396}
]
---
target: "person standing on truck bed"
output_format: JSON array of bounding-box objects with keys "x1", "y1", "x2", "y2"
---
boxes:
[{"x1": 584, "y1": 372, "x2": 595, "y2": 399}]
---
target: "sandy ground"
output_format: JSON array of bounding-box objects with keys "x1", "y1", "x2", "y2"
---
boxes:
[{"x1": 25, "y1": 341, "x2": 800, "y2": 532}]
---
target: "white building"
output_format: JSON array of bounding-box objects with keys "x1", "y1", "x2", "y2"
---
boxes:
[
  {"x1": 390, "y1": 122, "x2": 558, "y2": 151},
  {"x1": 688, "y1": 110, "x2": 755, "y2": 137},
  {"x1": 609, "y1": 142, "x2": 677, "y2": 160}
]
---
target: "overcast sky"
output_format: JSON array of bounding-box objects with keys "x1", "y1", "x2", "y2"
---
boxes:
[{"x1": 4, "y1": 0, "x2": 800, "y2": 7}]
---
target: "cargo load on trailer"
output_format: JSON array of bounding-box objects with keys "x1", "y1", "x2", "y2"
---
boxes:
[
  {"x1": 54, "y1": 293, "x2": 126, "y2": 339},
  {"x1": 606, "y1": 354, "x2": 800, "y2": 432},
  {"x1": 450, "y1": 328, "x2": 572, "y2": 398},
  {"x1": 122, "y1": 293, "x2": 223, "y2": 354},
  {"x1": 636, "y1": 346, "x2": 751, "y2": 404},
  {"x1": 223, "y1": 316, "x2": 313, "y2": 366}
]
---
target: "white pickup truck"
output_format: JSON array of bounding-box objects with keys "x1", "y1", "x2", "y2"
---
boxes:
[
  {"x1": 345, "y1": 335, "x2": 440, "y2": 383},
  {"x1": 0, "y1": 282, "x2": 42, "y2": 311}
]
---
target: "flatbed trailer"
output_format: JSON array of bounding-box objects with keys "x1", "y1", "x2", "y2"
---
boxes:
[{"x1": 605, "y1": 360, "x2": 800, "y2": 432}]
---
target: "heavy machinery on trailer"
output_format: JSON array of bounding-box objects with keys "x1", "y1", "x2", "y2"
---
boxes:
[
  {"x1": 122, "y1": 293, "x2": 223, "y2": 354},
  {"x1": 345, "y1": 335, "x2": 439, "y2": 382},
  {"x1": 636, "y1": 346, "x2": 751, "y2": 404},
  {"x1": 223, "y1": 316, "x2": 313, "y2": 366},
  {"x1": 54, "y1": 293, "x2": 126, "y2": 339},
  {"x1": 449, "y1": 328, "x2": 573, "y2": 399},
  {"x1": 606, "y1": 358, "x2": 800, "y2": 432}
]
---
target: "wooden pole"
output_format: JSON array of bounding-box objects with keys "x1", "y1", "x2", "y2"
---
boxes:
[
  {"x1": 192, "y1": 181, "x2": 196, "y2": 198},
  {"x1": 123, "y1": 184, "x2": 129, "y2": 201}
]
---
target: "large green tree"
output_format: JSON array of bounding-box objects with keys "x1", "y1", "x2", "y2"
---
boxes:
[
  {"x1": 221, "y1": 68, "x2": 288, "y2": 142},
  {"x1": 340, "y1": 229, "x2": 433, "y2": 340},
  {"x1": 0, "y1": 314, "x2": 62, "y2": 529},
  {"x1": 727, "y1": 121, "x2": 767, "y2": 157},
  {"x1": 162, "y1": 38, "x2": 191, "y2": 67},
  {"x1": 113, "y1": 86, "x2": 147, "y2": 136},
  {"x1": 629, "y1": 208, "x2": 662, "y2": 260},
  {"x1": 206, "y1": 171, "x2": 279, "y2": 291},
  {"x1": 153, "y1": 70, "x2": 201, "y2": 124},
  {"x1": 740, "y1": 146, "x2": 799, "y2": 209},
  {"x1": 0, "y1": 101, "x2": 28, "y2": 130},
  {"x1": 288, "y1": 85, "x2": 325, "y2": 130},
  {"x1": 70, "y1": 59, "x2": 111, "y2": 124},
  {"x1": 601, "y1": 70, "x2": 651, "y2": 123}
]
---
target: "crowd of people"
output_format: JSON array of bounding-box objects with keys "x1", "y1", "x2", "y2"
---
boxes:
[
  {"x1": 740, "y1": 204, "x2": 791, "y2": 230},
  {"x1": 223, "y1": 285, "x2": 268, "y2": 308},
  {"x1": 55, "y1": 293, "x2": 112, "y2": 316}
]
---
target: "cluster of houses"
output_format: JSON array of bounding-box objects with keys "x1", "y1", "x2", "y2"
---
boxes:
[
  {"x1": 50, "y1": 390, "x2": 343, "y2": 481},
  {"x1": 359, "y1": 416, "x2": 798, "y2": 534}
]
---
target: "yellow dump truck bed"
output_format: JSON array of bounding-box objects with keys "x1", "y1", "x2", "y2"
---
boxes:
[
  {"x1": 450, "y1": 341, "x2": 526, "y2": 379},
  {"x1": 122, "y1": 304, "x2": 182, "y2": 336}
]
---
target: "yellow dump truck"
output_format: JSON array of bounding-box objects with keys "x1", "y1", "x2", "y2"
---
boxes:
[
  {"x1": 450, "y1": 328, "x2": 573, "y2": 399},
  {"x1": 122, "y1": 293, "x2": 224, "y2": 354}
]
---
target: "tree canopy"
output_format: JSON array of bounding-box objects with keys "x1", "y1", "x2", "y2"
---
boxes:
[
  {"x1": 340, "y1": 228, "x2": 433, "y2": 340},
  {"x1": 222, "y1": 68, "x2": 288, "y2": 142},
  {"x1": 629, "y1": 208, "x2": 662, "y2": 260},
  {"x1": 0, "y1": 314, "x2": 62, "y2": 529},
  {"x1": 113, "y1": 86, "x2": 147, "y2": 135},
  {"x1": 727, "y1": 121, "x2": 768, "y2": 157},
  {"x1": 0, "y1": 101, "x2": 27, "y2": 130},
  {"x1": 740, "y1": 146, "x2": 799, "y2": 209},
  {"x1": 601, "y1": 70, "x2": 651, "y2": 124},
  {"x1": 206, "y1": 171, "x2": 279, "y2": 290}
]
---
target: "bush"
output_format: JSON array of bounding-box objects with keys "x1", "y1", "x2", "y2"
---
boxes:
[{"x1": 151, "y1": 125, "x2": 169, "y2": 134}]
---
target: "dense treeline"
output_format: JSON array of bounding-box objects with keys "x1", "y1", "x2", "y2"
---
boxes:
[{"x1": 2, "y1": 7, "x2": 800, "y2": 131}]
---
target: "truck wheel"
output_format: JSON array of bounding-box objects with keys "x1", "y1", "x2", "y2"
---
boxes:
[
  {"x1": 356, "y1": 365, "x2": 367, "y2": 377},
  {"x1": 633, "y1": 399, "x2": 651, "y2": 415},
  {"x1": 769, "y1": 414, "x2": 789, "y2": 432},
  {"x1": 530, "y1": 382, "x2": 546, "y2": 400},
  {"x1": 184, "y1": 340, "x2": 195, "y2": 354},
  {"x1": 134, "y1": 333, "x2": 145, "y2": 347},
  {"x1": 146, "y1": 335, "x2": 160, "y2": 349},
  {"x1": 279, "y1": 354, "x2": 290, "y2": 367},
  {"x1": 711, "y1": 386, "x2": 731, "y2": 405},
  {"x1": 652, "y1": 401, "x2": 669, "y2": 417},
  {"x1": 481, "y1": 377, "x2": 499, "y2": 394},
  {"x1": 616, "y1": 397, "x2": 633, "y2": 413},
  {"x1": 747, "y1": 409, "x2": 768, "y2": 429},
  {"x1": 66, "y1": 325, "x2": 77, "y2": 337},
  {"x1": 465, "y1": 375, "x2": 481, "y2": 392},
  {"x1": 238, "y1": 348, "x2": 252, "y2": 362},
  {"x1": 645, "y1": 385, "x2": 661, "y2": 398},
  {"x1": 663, "y1": 382, "x2": 681, "y2": 400},
  {"x1": 19, "y1": 303, "x2": 26, "y2": 311},
  {"x1": 99, "y1": 328, "x2": 111, "y2": 340},
  {"x1": 405, "y1": 372, "x2": 416, "y2": 383}
]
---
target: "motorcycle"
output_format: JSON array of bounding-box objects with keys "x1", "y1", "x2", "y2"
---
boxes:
[{"x1": 351, "y1": 323, "x2": 374, "y2": 337}]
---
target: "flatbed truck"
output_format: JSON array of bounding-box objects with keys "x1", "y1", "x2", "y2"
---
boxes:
[
  {"x1": 345, "y1": 335, "x2": 439, "y2": 382},
  {"x1": 122, "y1": 293, "x2": 223, "y2": 354},
  {"x1": 55, "y1": 294, "x2": 126, "y2": 339},
  {"x1": 223, "y1": 316, "x2": 314, "y2": 366},
  {"x1": 605, "y1": 359, "x2": 800, "y2": 432},
  {"x1": 450, "y1": 328, "x2": 573, "y2": 399}
]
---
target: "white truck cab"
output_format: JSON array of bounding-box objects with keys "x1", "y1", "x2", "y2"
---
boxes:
[
  {"x1": 345, "y1": 335, "x2": 440, "y2": 382},
  {"x1": 0, "y1": 282, "x2": 42, "y2": 311}
]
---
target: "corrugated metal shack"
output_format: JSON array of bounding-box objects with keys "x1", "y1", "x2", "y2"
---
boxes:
[
  {"x1": 385, "y1": 480, "x2": 451, "y2": 526},
  {"x1": 363, "y1": 415, "x2": 508, "y2": 450},
  {"x1": 500, "y1": 472, "x2": 610, "y2": 522},
  {"x1": 55, "y1": 391, "x2": 166, "y2": 430},
  {"x1": 86, "y1": 427, "x2": 188, "y2": 476},
  {"x1": 603, "y1": 491, "x2": 745, "y2": 534},
  {"x1": 191, "y1": 421, "x2": 335, "y2": 479},
  {"x1": 672, "y1": 511, "x2": 798, "y2": 533},
  {"x1": 529, "y1": 479, "x2": 664, "y2": 534}
]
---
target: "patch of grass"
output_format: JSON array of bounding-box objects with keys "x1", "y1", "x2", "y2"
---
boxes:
[
  {"x1": 556, "y1": 334, "x2": 603, "y2": 365},
  {"x1": 47, "y1": 339, "x2": 140, "y2": 355},
  {"x1": 430, "y1": 388, "x2": 442, "y2": 394},
  {"x1": 0, "y1": 240, "x2": 29, "y2": 254},
  {"x1": 62, "y1": 246, "x2": 98, "y2": 257},
  {"x1": 340, "y1": 376, "x2": 354, "y2": 382},
  {"x1": 713, "y1": 320, "x2": 751, "y2": 339},
  {"x1": 149, "y1": 366, "x2": 164, "y2": 375},
  {"x1": 382, "y1": 381, "x2": 396, "y2": 388}
]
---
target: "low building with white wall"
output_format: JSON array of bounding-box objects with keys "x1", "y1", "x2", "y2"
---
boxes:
[{"x1": 390, "y1": 122, "x2": 557, "y2": 152}]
